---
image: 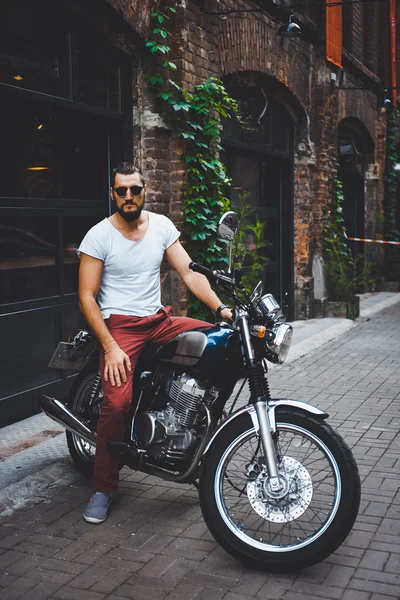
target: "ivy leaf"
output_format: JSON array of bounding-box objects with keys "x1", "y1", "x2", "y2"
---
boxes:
[
  {"x1": 163, "y1": 61, "x2": 177, "y2": 71},
  {"x1": 154, "y1": 28, "x2": 169, "y2": 39}
]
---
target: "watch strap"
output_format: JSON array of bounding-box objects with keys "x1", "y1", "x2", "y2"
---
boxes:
[{"x1": 215, "y1": 304, "x2": 228, "y2": 318}]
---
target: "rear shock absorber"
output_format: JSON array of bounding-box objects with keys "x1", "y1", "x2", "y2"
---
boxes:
[{"x1": 89, "y1": 370, "x2": 102, "y2": 407}]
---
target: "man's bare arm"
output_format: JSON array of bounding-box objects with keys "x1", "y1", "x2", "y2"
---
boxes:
[
  {"x1": 78, "y1": 253, "x2": 131, "y2": 386},
  {"x1": 165, "y1": 240, "x2": 232, "y2": 320},
  {"x1": 78, "y1": 254, "x2": 115, "y2": 350}
]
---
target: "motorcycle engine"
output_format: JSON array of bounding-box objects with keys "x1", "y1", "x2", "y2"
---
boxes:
[{"x1": 134, "y1": 373, "x2": 216, "y2": 468}]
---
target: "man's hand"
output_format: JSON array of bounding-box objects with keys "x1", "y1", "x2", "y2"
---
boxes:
[
  {"x1": 104, "y1": 347, "x2": 132, "y2": 387},
  {"x1": 220, "y1": 307, "x2": 233, "y2": 322}
]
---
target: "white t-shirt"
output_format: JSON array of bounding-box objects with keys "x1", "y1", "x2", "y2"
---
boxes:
[{"x1": 77, "y1": 213, "x2": 180, "y2": 318}]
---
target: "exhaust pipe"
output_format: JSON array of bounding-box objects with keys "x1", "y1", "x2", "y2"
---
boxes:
[{"x1": 38, "y1": 395, "x2": 96, "y2": 446}]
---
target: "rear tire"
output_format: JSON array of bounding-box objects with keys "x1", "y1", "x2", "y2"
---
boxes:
[
  {"x1": 66, "y1": 366, "x2": 101, "y2": 477},
  {"x1": 199, "y1": 408, "x2": 360, "y2": 571}
]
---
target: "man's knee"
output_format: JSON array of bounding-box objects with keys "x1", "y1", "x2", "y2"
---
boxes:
[{"x1": 101, "y1": 383, "x2": 132, "y2": 414}]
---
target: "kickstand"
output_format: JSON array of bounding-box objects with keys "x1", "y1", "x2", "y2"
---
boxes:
[{"x1": 192, "y1": 480, "x2": 199, "y2": 490}]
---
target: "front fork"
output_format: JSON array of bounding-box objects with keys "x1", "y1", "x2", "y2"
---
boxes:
[{"x1": 238, "y1": 315, "x2": 281, "y2": 492}]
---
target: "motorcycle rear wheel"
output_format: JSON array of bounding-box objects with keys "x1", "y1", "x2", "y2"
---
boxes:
[
  {"x1": 66, "y1": 367, "x2": 101, "y2": 477},
  {"x1": 199, "y1": 407, "x2": 360, "y2": 571}
]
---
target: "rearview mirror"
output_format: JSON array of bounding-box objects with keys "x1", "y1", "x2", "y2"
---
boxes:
[{"x1": 218, "y1": 211, "x2": 239, "y2": 241}]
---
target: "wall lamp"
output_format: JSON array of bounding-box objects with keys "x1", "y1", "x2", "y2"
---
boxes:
[{"x1": 278, "y1": 13, "x2": 302, "y2": 38}]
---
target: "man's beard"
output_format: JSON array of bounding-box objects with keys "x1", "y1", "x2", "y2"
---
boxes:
[{"x1": 117, "y1": 202, "x2": 143, "y2": 223}]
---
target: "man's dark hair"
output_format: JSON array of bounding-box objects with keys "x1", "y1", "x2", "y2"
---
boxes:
[{"x1": 111, "y1": 162, "x2": 145, "y2": 186}]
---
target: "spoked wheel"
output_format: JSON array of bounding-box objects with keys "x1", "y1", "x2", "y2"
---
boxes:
[
  {"x1": 199, "y1": 408, "x2": 360, "y2": 571},
  {"x1": 66, "y1": 367, "x2": 102, "y2": 477}
]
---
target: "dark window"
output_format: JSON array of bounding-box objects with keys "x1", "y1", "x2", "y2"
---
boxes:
[
  {"x1": 0, "y1": 6, "x2": 70, "y2": 98},
  {"x1": 1, "y1": 310, "x2": 58, "y2": 398},
  {"x1": 223, "y1": 88, "x2": 292, "y2": 157},
  {"x1": 63, "y1": 215, "x2": 105, "y2": 295},
  {"x1": 77, "y1": 32, "x2": 122, "y2": 112},
  {"x1": 0, "y1": 215, "x2": 59, "y2": 303}
]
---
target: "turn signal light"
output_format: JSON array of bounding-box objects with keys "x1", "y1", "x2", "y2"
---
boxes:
[{"x1": 251, "y1": 325, "x2": 266, "y2": 339}]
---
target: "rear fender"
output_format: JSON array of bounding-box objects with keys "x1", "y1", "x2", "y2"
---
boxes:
[{"x1": 203, "y1": 399, "x2": 328, "y2": 455}]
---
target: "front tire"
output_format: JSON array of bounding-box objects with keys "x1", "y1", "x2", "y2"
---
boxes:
[{"x1": 199, "y1": 408, "x2": 360, "y2": 571}]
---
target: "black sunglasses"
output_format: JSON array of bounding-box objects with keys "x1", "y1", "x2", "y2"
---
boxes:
[{"x1": 113, "y1": 185, "x2": 144, "y2": 198}]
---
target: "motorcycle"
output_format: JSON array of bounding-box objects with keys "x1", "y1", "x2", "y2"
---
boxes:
[{"x1": 39, "y1": 211, "x2": 360, "y2": 571}]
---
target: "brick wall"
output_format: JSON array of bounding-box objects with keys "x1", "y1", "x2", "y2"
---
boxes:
[{"x1": 102, "y1": 0, "x2": 390, "y2": 319}]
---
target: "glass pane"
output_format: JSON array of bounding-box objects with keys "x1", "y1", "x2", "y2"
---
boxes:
[
  {"x1": 63, "y1": 215, "x2": 105, "y2": 294},
  {"x1": 0, "y1": 96, "x2": 58, "y2": 199},
  {"x1": 0, "y1": 95, "x2": 109, "y2": 202},
  {"x1": 58, "y1": 111, "x2": 108, "y2": 201},
  {"x1": 77, "y1": 33, "x2": 121, "y2": 111},
  {"x1": 1, "y1": 309, "x2": 58, "y2": 398},
  {"x1": 0, "y1": 3, "x2": 69, "y2": 98},
  {"x1": 0, "y1": 216, "x2": 59, "y2": 303},
  {"x1": 229, "y1": 154, "x2": 260, "y2": 207}
]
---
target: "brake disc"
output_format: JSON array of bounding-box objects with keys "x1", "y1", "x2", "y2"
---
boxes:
[{"x1": 247, "y1": 456, "x2": 313, "y2": 523}]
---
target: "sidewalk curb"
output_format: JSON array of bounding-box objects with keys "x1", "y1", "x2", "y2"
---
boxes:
[{"x1": 357, "y1": 291, "x2": 400, "y2": 319}]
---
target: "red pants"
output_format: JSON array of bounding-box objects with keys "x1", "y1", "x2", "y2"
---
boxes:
[{"x1": 93, "y1": 307, "x2": 211, "y2": 492}]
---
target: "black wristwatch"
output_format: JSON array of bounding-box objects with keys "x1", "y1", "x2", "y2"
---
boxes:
[{"x1": 215, "y1": 304, "x2": 228, "y2": 319}]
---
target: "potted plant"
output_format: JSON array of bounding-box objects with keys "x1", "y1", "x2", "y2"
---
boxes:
[{"x1": 323, "y1": 179, "x2": 361, "y2": 320}]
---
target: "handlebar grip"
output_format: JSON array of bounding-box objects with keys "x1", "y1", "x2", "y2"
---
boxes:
[{"x1": 189, "y1": 261, "x2": 214, "y2": 278}]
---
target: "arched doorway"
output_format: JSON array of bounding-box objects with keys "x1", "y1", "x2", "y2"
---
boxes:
[
  {"x1": 338, "y1": 119, "x2": 374, "y2": 260},
  {"x1": 222, "y1": 85, "x2": 294, "y2": 317}
]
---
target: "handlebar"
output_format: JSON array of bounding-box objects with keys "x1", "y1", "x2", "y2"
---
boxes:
[{"x1": 189, "y1": 262, "x2": 235, "y2": 286}]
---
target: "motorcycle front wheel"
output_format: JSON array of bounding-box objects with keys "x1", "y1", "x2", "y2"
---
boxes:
[{"x1": 199, "y1": 407, "x2": 360, "y2": 571}]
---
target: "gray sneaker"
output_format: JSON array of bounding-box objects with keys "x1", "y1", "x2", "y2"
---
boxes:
[{"x1": 83, "y1": 492, "x2": 111, "y2": 524}]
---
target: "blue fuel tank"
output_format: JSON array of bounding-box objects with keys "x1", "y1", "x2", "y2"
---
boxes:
[{"x1": 154, "y1": 326, "x2": 234, "y2": 374}]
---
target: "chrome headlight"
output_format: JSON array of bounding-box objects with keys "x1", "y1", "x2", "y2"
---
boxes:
[
  {"x1": 258, "y1": 294, "x2": 281, "y2": 319},
  {"x1": 265, "y1": 323, "x2": 293, "y2": 364}
]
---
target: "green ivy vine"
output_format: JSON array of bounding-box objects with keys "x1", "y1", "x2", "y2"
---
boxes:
[
  {"x1": 384, "y1": 109, "x2": 400, "y2": 281},
  {"x1": 146, "y1": 3, "x2": 240, "y2": 318},
  {"x1": 323, "y1": 179, "x2": 356, "y2": 302}
]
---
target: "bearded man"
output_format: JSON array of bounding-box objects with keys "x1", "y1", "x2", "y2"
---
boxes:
[{"x1": 77, "y1": 161, "x2": 231, "y2": 523}]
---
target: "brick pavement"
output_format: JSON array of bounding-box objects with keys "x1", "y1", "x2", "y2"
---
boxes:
[{"x1": 0, "y1": 304, "x2": 400, "y2": 600}]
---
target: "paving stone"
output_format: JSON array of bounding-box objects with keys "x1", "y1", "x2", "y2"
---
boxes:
[
  {"x1": 139, "y1": 555, "x2": 198, "y2": 579},
  {"x1": 323, "y1": 565, "x2": 355, "y2": 588},
  {"x1": 289, "y1": 581, "x2": 343, "y2": 599},
  {"x1": 52, "y1": 587, "x2": 106, "y2": 600},
  {"x1": 67, "y1": 566, "x2": 111, "y2": 590},
  {"x1": 40, "y1": 557, "x2": 87, "y2": 575},
  {"x1": 0, "y1": 530, "x2": 31, "y2": 549},
  {"x1": 341, "y1": 591, "x2": 371, "y2": 600},
  {"x1": 0, "y1": 573, "x2": 18, "y2": 588},
  {"x1": 359, "y1": 549, "x2": 390, "y2": 571},
  {"x1": 5, "y1": 554, "x2": 43, "y2": 576},
  {"x1": 89, "y1": 567, "x2": 133, "y2": 594},
  {"x1": 112, "y1": 583, "x2": 167, "y2": 600},
  {"x1": 26, "y1": 581, "x2": 63, "y2": 600},
  {"x1": 349, "y1": 578, "x2": 400, "y2": 597},
  {"x1": 0, "y1": 575, "x2": 38, "y2": 599},
  {"x1": 229, "y1": 570, "x2": 268, "y2": 596}
]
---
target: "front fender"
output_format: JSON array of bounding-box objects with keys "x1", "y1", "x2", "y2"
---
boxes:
[{"x1": 203, "y1": 399, "x2": 328, "y2": 455}]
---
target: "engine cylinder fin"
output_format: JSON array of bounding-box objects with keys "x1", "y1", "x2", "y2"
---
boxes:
[{"x1": 167, "y1": 378, "x2": 203, "y2": 427}]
